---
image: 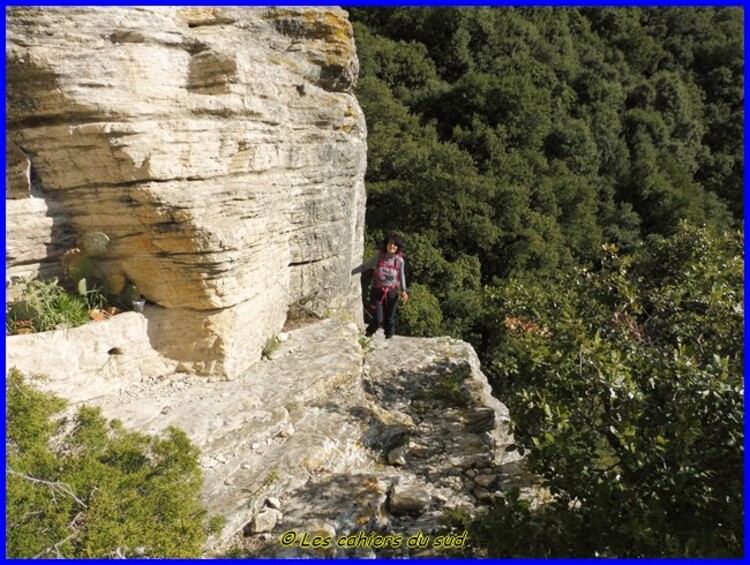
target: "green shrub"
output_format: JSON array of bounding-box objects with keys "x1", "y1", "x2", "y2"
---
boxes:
[
  {"x1": 398, "y1": 283, "x2": 443, "y2": 337},
  {"x1": 478, "y1": 223, "x2": 743, "y2": 557},
  {"x1": 6, "y1": 278, "x2": 90, "y2": 334},
  {"x1": 6, "y1": 369, "x2": 212, "y2": 558}
]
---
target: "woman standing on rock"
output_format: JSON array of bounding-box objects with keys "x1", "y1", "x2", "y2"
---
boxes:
[{"x1": 352, "y1": 233, "x2": 409, "y2": 339}]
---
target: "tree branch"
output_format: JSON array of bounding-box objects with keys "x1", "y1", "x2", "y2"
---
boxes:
[
  {"x1": 6, "y1": 468, "x2": 87, "y2": 508},
  {"x1": 34, "y1": 532, "x2": 77, "y2": 558}
]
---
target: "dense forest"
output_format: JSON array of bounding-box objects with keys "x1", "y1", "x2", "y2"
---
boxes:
[{"x1": 348, "y1": 7, "x2": 743, "y2": 558}]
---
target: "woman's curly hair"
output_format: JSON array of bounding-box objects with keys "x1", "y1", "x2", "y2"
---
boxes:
[{"x1": 381, "y1": 233, "x2": 405, "y2": 253}]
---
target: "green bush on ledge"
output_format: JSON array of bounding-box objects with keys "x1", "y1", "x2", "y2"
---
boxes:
[{"x1": 6, "y1": 368, "x2": 213, "y2": 558}]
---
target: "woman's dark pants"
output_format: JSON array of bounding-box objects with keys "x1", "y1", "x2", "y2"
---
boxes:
[{"x1": 366, "y1": 287, "x2": 399, "y2": 337}]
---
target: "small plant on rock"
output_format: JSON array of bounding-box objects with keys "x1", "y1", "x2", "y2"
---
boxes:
[
  {"x1": 416, "y1": 372, "x2": 470, "y2": 408},
  {"x1": 6, "y1": 277, "x2": 90, "y2": 334},
  {"x1": 262, "y1": 336, "x2": 281, "y2": 359},
  {"x1": 62, "y1": 230, "x2": 143, "y2": 314}
]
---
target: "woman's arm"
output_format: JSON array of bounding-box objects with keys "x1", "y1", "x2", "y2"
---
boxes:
[
  {"x1": 399, "y1": 257, "x2": 409, "y2": 303},
  {"x1": 351, "y1": 253, "x2": 378, "y2": 275}
]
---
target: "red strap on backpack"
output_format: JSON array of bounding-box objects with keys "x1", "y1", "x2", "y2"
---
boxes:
[{"x1": 373, "y1": 251, "x2": 402, "y2": 303}]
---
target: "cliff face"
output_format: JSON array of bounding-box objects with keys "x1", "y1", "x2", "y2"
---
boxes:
[{"x1": 6, "y1": 7, "x2": 367, "y2": 379}]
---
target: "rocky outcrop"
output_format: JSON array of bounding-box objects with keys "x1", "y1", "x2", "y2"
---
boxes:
[
  {"x1": 5, "y1": 311, "x2": 175, "y2": 404},
  {"x1": 18, "y1": 318, "x2": 533, "y2": 557},
  {"x1": 6, "y1": 7, "x2": 367, "y2": 379}
]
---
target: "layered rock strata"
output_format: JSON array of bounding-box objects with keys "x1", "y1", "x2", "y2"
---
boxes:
[{"x1": 6, "y1": 7, "x2": 367, "y2": 379}]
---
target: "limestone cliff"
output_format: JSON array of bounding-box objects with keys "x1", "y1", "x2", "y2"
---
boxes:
[{"x1": 6, "y1": 7, "x2": 367, "y2": 379}]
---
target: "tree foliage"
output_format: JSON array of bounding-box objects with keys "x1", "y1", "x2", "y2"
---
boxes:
[
  {"x1": 474, "y1": 224, "x2": 742, "y2": 557},
  {"x1": 6, "y1": 369, "x2": 211, "y2": 558},
  {"x1": 349, "y1": 6, "x2": 742, "y2": 340},
  {"x1": 348, "y1": 8, "x2": 743, "y2": 556}
]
